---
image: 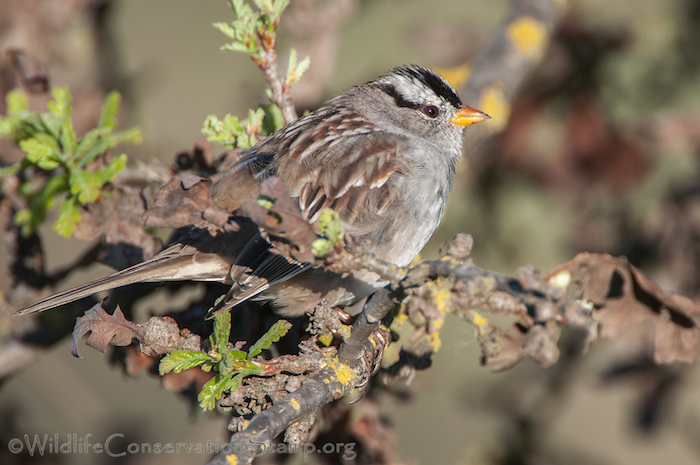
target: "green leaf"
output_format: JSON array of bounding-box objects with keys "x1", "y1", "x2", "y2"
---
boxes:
[
  {"x1": 256, "y1": 195, "x2": 275, "y2": 210},
  {"x1": 69, "y1": 170, "x2": 103, "y2": 204},
  {"x1": 220, "y1": 350, "x2": 250, "y2": 377},
  {"x1": 198, "y1": 375, "x2": 222, "y2": 411},
  {"x1": 248, "y1": 320, "x2": 291, "y2": 358},
  {"x1": 19, "y1": 137, "x2": 60, "y2": 170},
  {"x1": 261, "y1": 104, "x2": 284, "y2": 134},
  {"x1": 47, "y1": 86, "x2": 71, "y2": 119},
  {"x1": 224, "y1": 372, "x2": 246, "y2": 392},
  {"x1": 212, "y1": 21, "x2": 237, "y2": 39},
  {"x1": 73, "y1": 127, "x2": 107, "y2": 160},
  {"x1": 285, "y1": 49, "x2": 310, "y2": 87},
  {"x1": 59, "y1": 117, "x2": 77, "y2": 155},
  {"x1": 53, "y1": 197, "x2": 81, "y2": 237},
  {"x1": 77, "y1": 127, "x2": 141, "y2": 167},
  {"x1": 212, "y1": 309, "x2": 232, "y2": 354},
  {"x1": 202, "y1": 113, "x2": 246, "y2": 148},
  {"x1": 312, "y1": 238, "x2": 333, "y2": 258},
  {"x1": 220, "y1": 42, "x2": 249, "y2": 53},
  {"x1": 0, "y1": 164, "x2": 21, "y2": 179},
  {"x1": 14, "y1": 209, "x2": 33, "y2": 229},
  {"x1": 6, "y1": 89, "x2": 28, "y2": 114},
  {"x1": 159, "y1": 350, "x2": 212, "y2": 375},
  {"x1": 273, "y1": 0, "x2": 290, "y2": 16},
  {"x1": 200, "y1": 361, "x2": 216, "y2": 372},
  {"x1": 98, "y1": 91, "x2": 121, "y2": 129},
  {"x1": 198, "y1": 373, "x2": 234, "y2": 411},
  {"x1": 97, "y1": 153, "x2": 127, "y2": 183},
  {"x1": 291, "y1": 55, "x2": 310, "y2": 85},
  {"x1": 318, "y1": 208, "x2": 343, "y2": 244},
  {"x1": 38, "y1": 175, "x2": 71, "y2": 205},
  {"x1": 229, "y1": 349, "x2": 248, "y2": 360},
  {"x1": 231, "y1": 0, "x2": 252, "y2": 18}
]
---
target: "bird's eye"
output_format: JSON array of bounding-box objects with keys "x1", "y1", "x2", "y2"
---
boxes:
[{"x1": 423, "y1": 105, "x2": 439, "y2": 118}]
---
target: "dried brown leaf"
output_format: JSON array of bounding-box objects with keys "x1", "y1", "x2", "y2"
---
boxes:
[
  {"x1": 480, "y1": 322, "x2": 561, "y2": 371},
  {"x1": 479, "y1": 324, "x2": 526, "y2": 371},
  {"x1": 71, "y1": 302, "x2": 145, "y2": 358},
  {"x1": 73, "y1": 188, "x2": 162, "y2": 268},
  {"x1": 143, "y1": 176, "x2": 232, "y2": 230},
  {"x1": 553, "y1": 253, "x2": 700, "y2": 364}
]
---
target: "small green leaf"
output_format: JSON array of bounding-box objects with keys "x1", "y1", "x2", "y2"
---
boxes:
[
  {"x1": 248, "y1": 320, "x2": 291, "y2": 358},
  {"x1": 212, "y1": 21, "x2": 237, "y2": 39},
  {"x1": 198, "y1": 375, "x2": 222, "y2": 411},
  {"x1": 261, "y1": 104, "x2": 284, "y2": 134},
  {"x1": 224, "y1": 372, "x2": 246, "y2": 392},
  {"x1": 198, "y1": 373, "x2": 234, "y2": 411},
  {"x1": 59, "y1": 117, "x2": 77, "y2": 155},
  {"x1": 19, "y1": 137, "x2": 59, "y2": 169},
  {"x1": 213, "y1": 309, "x2": 232, "y2": 354},
  {"x1": 53, "y1": 197, "x2": 81, "y2": 237},
  {"x1": 159, "y1": 350, "x2": 212, "y2": 375},
  {"x1": 98, "y1": 91, "x2": 121, "y2": 129},
  {"x1": 318, "y1": 208, "x2": 343, "y2": 244},
  {"x1": 286, "y1": 49, "x2": 310, "y2": 86},
  {"x1": 98, "y1": 153, "x2": 128, "y2": 183},
  {"x1": 220, "y1": 350, "x2": 250, "y2": 377},
  {"x1": 69, "y1": 170, "x2": 102, "y2": 204},
  {"x1": 77, "y1": 127, "x2": 141, "y2": 167},
  {"x1": 0, "y1": 164, "x2": 21, "y2": 179},
  {"x1": 220, "y1": 42, "x2": 250, "y2": 53},
  {"x1": 256, "y1": 195, "x2": 275, "y2": 210},
  {"x1": 273, "y1": 0, "x2": 290, "y2": 16},
  {"x1": 14, "y1": 209, "x2": 33, "y2": 229},
  {"x1": 6, "y1": 89, "x2": 29, "y2": 114},
  {"x1": 48, "y1": 86, "x2": 71, "y2": 119},
  {"x1": 229, "y1": 349, "x2": 248, "y2": 360},
  {"x1": 312, "y1": 238, "x2": 333, "y2": 258}
]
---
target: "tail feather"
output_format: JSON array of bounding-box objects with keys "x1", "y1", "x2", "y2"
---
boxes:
[{"x1": 16, "y1": 243, "x2": 231, "y2": 316}]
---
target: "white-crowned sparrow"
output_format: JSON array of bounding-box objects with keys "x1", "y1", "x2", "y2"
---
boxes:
[{"x1": 17, "y1": 65, "x2": 489, "y2": 317}]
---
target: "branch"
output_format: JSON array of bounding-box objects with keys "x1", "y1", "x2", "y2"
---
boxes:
[
  {"x1": 258, "y1": 44, "x2": 297, "y2": 124},
  {"x1": 460, "y1": 0, "x2": 566, "y2": 144}
]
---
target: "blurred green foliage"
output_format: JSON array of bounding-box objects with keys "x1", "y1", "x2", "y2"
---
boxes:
[{"x1": 0, "y1": 87, "x2": 141, "y2": 237}]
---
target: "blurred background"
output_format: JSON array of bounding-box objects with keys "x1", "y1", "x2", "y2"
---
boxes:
[{"x1": 1, "y1": 0, "x2": 700, "y2": 464}]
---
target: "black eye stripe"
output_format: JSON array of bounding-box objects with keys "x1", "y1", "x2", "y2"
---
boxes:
[{"x1": 373, "y1": 83, "x2": 422, "y2": 111}]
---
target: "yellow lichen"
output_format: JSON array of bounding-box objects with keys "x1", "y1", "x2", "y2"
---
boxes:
[
  {"x1": 323, "y1": 351, "x2": 359, "y2": 387},
  {"x1": 433, "y1": 63, "x2": 472, "y2": 89},
  {"x1": 471, "y1": 312, "x2": 490, "y2": 334},
  {"x1": 479, "y1": 85, "x2": 511, "y2": 132},
  {"x1": 290, "y1": 398, "x2": 300, "y2": 410},
  {"x1": 227, "y1": 455, "x2": 238, "y2": 465},
  {"x1": 426, "y1": 278, "x2": 453, "y2": 315},
  {"x1": 507, "y1": 16, "x2": 548, "y2": 61},
  {"x1": 426, "y1": 332, "x2": 442, "y2": 351}
]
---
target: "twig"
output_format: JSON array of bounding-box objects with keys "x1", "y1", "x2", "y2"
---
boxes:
[{"x1": 257, "y1": 29, "x2": 297, "y2": 124}]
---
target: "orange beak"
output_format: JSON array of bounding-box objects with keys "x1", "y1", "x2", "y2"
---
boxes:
[{"x1": 452, "y1": 105, "x2": 490, "y2": 126}]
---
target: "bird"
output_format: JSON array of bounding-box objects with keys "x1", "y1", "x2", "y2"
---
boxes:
[{"x1": 16, "y1": 65, "x2": 489, "y2": 318}]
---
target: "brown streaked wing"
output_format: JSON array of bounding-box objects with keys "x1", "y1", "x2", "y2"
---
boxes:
[{"x1": 282, "y1": 132, "x2": 405, "y2": 223}]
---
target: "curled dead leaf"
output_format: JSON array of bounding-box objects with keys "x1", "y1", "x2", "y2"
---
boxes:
[
  {"x1": 143, "y1": 176, "x2": 232, "y2": 230},
  {"x1": 549, "y1": 253, "x2": 700, "y2": 364},
  {"x1": 71, "y1": 302, "x2": 144, "y2": 358}
]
